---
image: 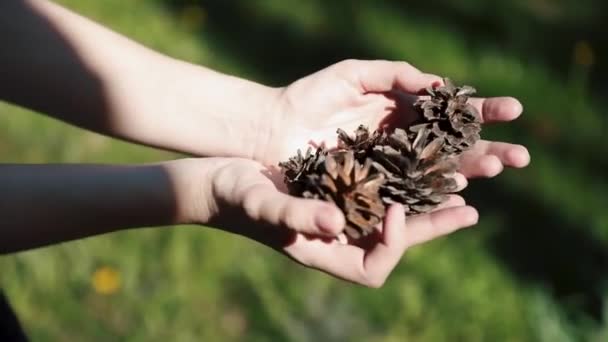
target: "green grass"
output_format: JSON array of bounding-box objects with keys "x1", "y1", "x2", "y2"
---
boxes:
[{"x1": 1, "y1": 0, "x2": 607, "y2": 340}]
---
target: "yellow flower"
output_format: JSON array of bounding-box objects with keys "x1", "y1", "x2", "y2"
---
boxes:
[
  {"x1": 573, "y1": 40, "x2": 595, "y2": 67},
  {"x1": 92, "y1": 266, "x2": 121, "y2": 295}
]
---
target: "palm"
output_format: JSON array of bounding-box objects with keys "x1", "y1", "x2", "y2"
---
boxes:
[
  {"x1": 217, "y1": 159, "x2": 477, "y2": 287},
  {"x1": 272, "y1": 60, "x2": 530, "y2": 179},
  {"x1": 275, "y1": 70, "x2": 404, "y2": 162}
]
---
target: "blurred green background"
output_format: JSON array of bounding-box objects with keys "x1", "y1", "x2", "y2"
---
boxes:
[{"x1": 1, "y1": 0, "x2": 607, "y2": 340}]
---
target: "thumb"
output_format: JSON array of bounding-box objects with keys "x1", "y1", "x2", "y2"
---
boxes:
[
  {"x1": 350, "y1": 59, "x2": 442, "y2": 94},
  {"x1": 242, "y1": 184, "x2": 345, "y2": 236}
]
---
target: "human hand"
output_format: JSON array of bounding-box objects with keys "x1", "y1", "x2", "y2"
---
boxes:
[
  {"x1": 260, "y1": 59, "x2": 529, "y2": 178},
  {"x1": 188, "y1": 158, "x2": 478, "y2": 287}
]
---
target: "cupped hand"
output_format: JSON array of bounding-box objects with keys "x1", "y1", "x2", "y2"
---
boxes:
[
  {"x1": 202, "y1": 158, "x2": 478, "y2": 287},
  {"x1": 263, "y1": 59, "x2": 529, "y2": 178}
]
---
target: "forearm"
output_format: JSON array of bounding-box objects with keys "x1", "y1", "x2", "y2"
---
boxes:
[
  {"x1": 0, "y1": 0, "x2": 279, "y2": 159},
  {"x1": 0, "y1": 160, "x2": 207, "y2": 254}
]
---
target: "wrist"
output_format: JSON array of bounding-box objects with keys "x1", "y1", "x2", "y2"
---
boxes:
[
  {"x1": 155, "y1": 58, "x2": 284, "y2": 161},
  {"x1": 162, "y1": 158, "x2": 215, "y2": 225}
]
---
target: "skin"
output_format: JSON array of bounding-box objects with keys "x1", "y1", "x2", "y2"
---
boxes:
[{"x1": 0, "y1": 0, "x2": 529, "y2": 287}]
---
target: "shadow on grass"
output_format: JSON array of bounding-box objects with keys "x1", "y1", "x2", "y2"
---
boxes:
[
  {"x1": 374, "y1": 0, "x2": 608, "y2": 87},
  {"x1": 466, "y1": 179, "x2": 608, "y2": 322},
  {"x1": 166, "y1": 0, "x2": 608, "y2": 91},
  {"x1": 164, "y1": 0, "x2": 377, "y2": 84}
]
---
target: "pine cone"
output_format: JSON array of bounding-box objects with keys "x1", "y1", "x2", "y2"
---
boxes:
[
  {"x1": 412, "y1": 78, "x2": 482, "y2": 155},
  {"x1": 301, "y1": 151, "x2": 386, "y2": 239},
  {"x1": 370, "y1": 126, "x2": 459, "y2": 214},
  {"x1": 278, "y1": 147, "x2": 327, "y2": 195},
  {"x1": 337, "y1": 125, "x2": 381, "y2": 161}
]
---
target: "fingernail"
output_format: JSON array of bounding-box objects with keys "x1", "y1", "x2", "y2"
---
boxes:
[
  {"x1": 315, "y1": 205, "x2": 344, "y2": 234},
  {"x1": 465, "y1": 207, "x2": 479, "y2": 225},
  {"x1": 510, "y1": 145, "x2": 531, "y2": 167},
  {"x1": 511, "y1": 98, "x2": 524, "y2": 116}
]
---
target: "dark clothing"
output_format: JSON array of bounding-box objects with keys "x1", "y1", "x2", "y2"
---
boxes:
[{"x1": 0, "y1": 292, "x2": 28, "y2": 342}]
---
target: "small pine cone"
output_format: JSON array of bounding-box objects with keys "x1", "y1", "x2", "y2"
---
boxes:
[
  {"x1": 278, "y1": 147, "x2": 327, "y2": 195},
  {"x1": 412, "y1": 78, "x2": 482, "y2": 155},
  {"x1": 301, "y1": 151, "x2": 386, "y2": 239},
  {"x1": 371, "y1": 126, "x2": 459, "y2": 214},
  {"x1": 337, "y1": 125, "x2": 382, "y2": 161}
]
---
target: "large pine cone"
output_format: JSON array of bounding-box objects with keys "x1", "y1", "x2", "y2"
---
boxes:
[
  {"x1": 412, "y1": 78, "x2": 482, "y2": 155},
  {"x1": 293, "y1": 151, "x2": 386, "y2": 239},
  {"x1": 279, "y1": 147, "x2": 387, "y2": 238},
  {"x1": 370, "y1": 127, "x2": 459, "y2": 214}
]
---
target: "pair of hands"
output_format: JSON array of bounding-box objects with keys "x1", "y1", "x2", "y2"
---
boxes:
[
  {"x1": 187, "y1": 59, "x2": 529, "y2": 287},
  {"x1": 0, "y1": 1, "x2": 527, "y2": 272}
]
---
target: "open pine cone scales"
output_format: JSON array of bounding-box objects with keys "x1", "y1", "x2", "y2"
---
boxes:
[
  {"x1": 279, "y1": 78, "x2": 482, "y2": 239},
  {"x1": 337, "y1": 125, "x2": 381, "y2": 161},
  {"x1": 412, "y1": 78, "x2": 482, "y2": 155},
  {"x1": 371, "y1": 126, "x2": 459, "y2": 215},
  {"x1": 278, "y1": 147, "x2": 326, "y2": 195},
  {"x1": 281, "y1": 150, "x2": 387, "y2": 239}
]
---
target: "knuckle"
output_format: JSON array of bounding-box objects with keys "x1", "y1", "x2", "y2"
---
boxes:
[
  {"x1": 279, "y1": 200, "x2": 300, "y2": 230},
  {"x1": 357, "y1": 266, "x2": 387, "y2": 289},
  {"x1": 337, "y1": 58, "x2": 360, "y2": 70},
  {"x1": 210, "y1": 162, "x2": 240, "y2": 202},
  {"x1": 364, "y1": 275, "x2": 386, "y2": 289},
  {"x1": 428, "y1": 215, "x2": 443, "y2": 236},
  {"x1": 390, "y1": 61, "x2": 415, "y2": 74},
  {"x1": 240, "y1": 185, "x2": 266, "y2": 221},
  {"x1": 396, "y1": 61, "x2": 412, "y2": 69},
  {"x1": 296, "y1": 253, "x2": 315, "y2": 268},
  {"x1": 514, "y1": 144, "x2": 527, "y2": 151}
]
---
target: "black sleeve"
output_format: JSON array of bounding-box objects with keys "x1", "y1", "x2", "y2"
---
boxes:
[{"x1": 0, "y1": 292, "x2": 28, "y2": 342}]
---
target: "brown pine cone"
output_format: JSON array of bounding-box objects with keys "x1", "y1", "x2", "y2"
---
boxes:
[
  {"x1": 412, "y1": 78, "x2": 482, "y2": 155},
  {"x1": 370, "y1": 126, "x2": 459, "y2": 214},
  {"x1": 301, "y1": 151, "x2": 386, "y2": 239}
]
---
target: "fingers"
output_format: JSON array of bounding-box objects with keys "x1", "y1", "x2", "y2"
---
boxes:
[
  {"x1": 336, "y1": 60, "x2": 523, "y2": 123},
  {"x1": 459, "y1": 141, "x2": 530, "y2": 178},
  {"x1": 461, "y1": 155, "x2": 504, "y2": 178},
  {"x1": 303, "y1": 204, "x2": 477, "y2": 288},
  {"x1": 434, "y1": 194, "x2": 466, "y2": 211},
  {"x1": 338, "y1": 59, "x2": 442, "y2": 94},
  {"x1": 453, "y1": 173, "x2": 468, "y2": 191},
  {"x1": 361, "y1": 204, "x2": 477, "y2": 287},
  {"x1": 242, "y1": 184, "x2": 345, "y2": 236},
  {"x1": 402, "y1": 206, "x2": 479, "y2": 249},
  {"x1": 468, "y1": 97, "x2": 523, "y2": 123},
  {"x1": 336, "y1": 60, "x2": 524, "y2": 126},
  {"x1": 361, "y1": 204, "x2": 409, "y2": 287},
  {"x1": 294, "y1": 204, "x2": 408, "y2": 288}
]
